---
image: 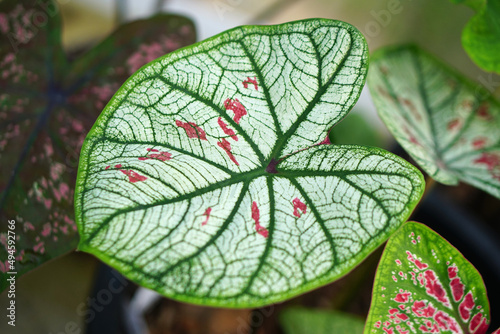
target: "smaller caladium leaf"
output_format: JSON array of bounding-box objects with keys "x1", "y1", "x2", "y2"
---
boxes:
[
  {"x1": 368, "y1": 45, "x2": 500, "y2": 199},
  {"x1": 365, "y1": 222, "x2": 490, "y2": 334},
  {"x1": 280, "y1": 307, "x2": 364, "y2": 334}
]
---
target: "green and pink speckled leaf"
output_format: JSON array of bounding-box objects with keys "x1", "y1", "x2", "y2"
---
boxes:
[
  {"x1": 0, "y1": 0, "x2": 195, "y2": 292},
  {"x1": 368, "y1": 45, "x2": 500, "y2": 199},
  {"x1": 365, "y1": 222, "x2": 490, "y2": 334}
]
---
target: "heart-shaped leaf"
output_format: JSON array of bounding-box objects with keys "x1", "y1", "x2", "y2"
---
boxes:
[
  {"x1": 280, "y1": 307, "x2": 365, "y2": 334},
  {"x1": 450, "y1": 0, "x2": 500, "y2": 74},
  {"x1": 0, "y1": 0, "x2": 195, "y2": 292},
  {"x1": 365, "y1": 222, "x2": 490, "y2": 334},
  {"x1": 368, "y1": 45, "x2": 500, "y2": 199},
  {"x1": 75, "y1": 19, "x2": 424, "y2": 307}
]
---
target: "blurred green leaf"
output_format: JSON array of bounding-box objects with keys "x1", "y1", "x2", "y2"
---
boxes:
[{"x1": 368, "y1": 45, "x2": 500, "y2": 199}]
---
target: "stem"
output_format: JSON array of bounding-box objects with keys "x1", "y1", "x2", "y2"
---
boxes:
[{"x1": 423, "y1": 175, "x2": 436, "y2": 199}]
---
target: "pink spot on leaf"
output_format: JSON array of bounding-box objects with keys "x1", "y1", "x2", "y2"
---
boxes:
[
  {"x1": 434, "y1": 311, "x2": 461, "y2": 333},
  {"x1": 44, "y1": 199, "x2": 52, "y2": 209},
  {"x1": 317, "y1": 134, "x2": 331, "y2": 145},
  {"x1": 447, "y1": 119, "x2": 461, "y2": 131},
  {"x1": 406, "y1": 251, "x2": 428, "y2": 270},
  {"x1": 218, "y1": 117, "x2": 238, "y2": 140},
  {"x1": 472, "y1": 138, "x2": 488, "y2": 149},
  {"x1": 450, "y1": 277, "x2": 465, "y2": 303},
  {"x1": 23, "y1": 222, "x2": 34, "y2": 232},
  {"x1": 400, "y1": 98, "x2": 421, "y2": 121},
  {"x1": 252, "y1": 201, "x2": 268, "y2": 238},
  {"x1": 383, "y1": 327, "x2": 394, "y2": 334},
  {"x1": 175, "y1": 120, "x2": 207, "y2": 140},
  {"x1": 41, "y1": 223, "x2": 51, "y2": 237},
  {"x1": 424, "y1": 270, "x2": 450, "y2": 307},
  {"x1": 292, "y1": 197, "x2": 307, "y2": 218},
  {"x1": 242, "y1": 76, "x2": 258, "y2": 90},
  {"x1": 224, "y1": 98, "x2": 247, "y2": 124},
  {"x1": 394, "y1": 291, "x2": 411, "y2": 303},
  {"x1": 403, "y1": 126, "x2": 420, "y2": 145},
  {"x1": 459, "y1": 292, "x2": 474, "y2": 321},
  {"x1": 33, "y1": 242, "x2": 45, "y2": 254},
  {"x1": 447, "y1": 266, "x2": 457, "y2": 278},
  {"x1": 469, "y1": 313, "x2": 488, "y2": 334},
  {"x1": 138, "y1": 148, "x2": 172, "y2": 161},
  {"x1": 412, "y1": 300, "x2": 436, "y2": 318},
  {"x1": 202, "y1": 207, "x2": 211, "y2": 226},
  {"x1": 119, "y1": 169, "x2": 147, "y2": 183},
  {"x1": 217, "y1": 138, "x2": 239, "y2": 166},
  {"x1": 474, "y1": 152, "x2": 500, "y2": 180},
  {"x1": 477, "y1": 103, "x2": 492, "y2": 120}
]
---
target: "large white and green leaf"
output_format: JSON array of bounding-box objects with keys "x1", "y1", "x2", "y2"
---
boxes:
[
  {"x1": 75, "y1": 19, "x2": 424, "y2": 307},
  {"x1": 365, "y1": 222, "x2": 490, "y2": 334},
  {"x1": 368, "y1": 45, "x2": 500, "y2": 198}
]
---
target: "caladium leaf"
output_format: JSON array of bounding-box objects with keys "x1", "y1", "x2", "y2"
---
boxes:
[
  {"x1": 0, "y1": 0, "x2": 195, "y2": 292},
  {"x1": 365, "y1": 222, "x2": 490, "y2": 334},
  {"x1": 451, "y1": 0, "x2": 500, "y2": 74},
  {"x1": 75, "y1": 18, "x2": 424, "y2": 307},
  {"x1": 368, "y1": 45, "x2": 500, "y2": 199},
  {"x1": 280, "y1": 307, "x2": 364, "y2": 334}
]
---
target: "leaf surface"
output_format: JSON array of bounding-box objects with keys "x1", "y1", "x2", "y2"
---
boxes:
[
  {"x1": 280, "y1": 307, "x2": 364, "y2": 334},
  {"x1": 75, "y1": 19, "x2": 424, "y2": 307},
  {"x1": 368, "y1": 45, "x2": 500, "y2": 198},
  {"x1": 0, "y1": 0, "x2": 195, "y2": 291},
  {"x1": 365, "y1": 222, "x2": 490, "y2": 334}
]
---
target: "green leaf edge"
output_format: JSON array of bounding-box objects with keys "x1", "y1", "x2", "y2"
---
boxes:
[
  {"x1": 363, "y1": 221, "x2": 491, "y2": 333},
  {"x1": 369, "y1": 44, "x2": 500, "y2": 187},
  {"x1": 74, "y1": 19, "x2": 427, "y2": 308}
]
